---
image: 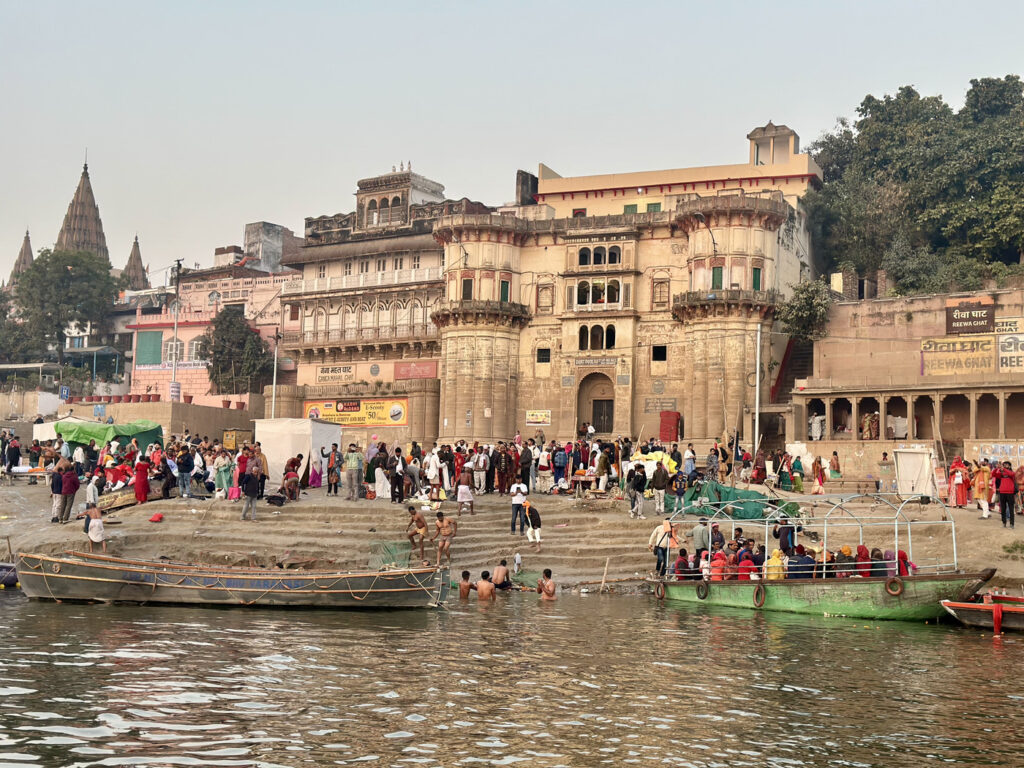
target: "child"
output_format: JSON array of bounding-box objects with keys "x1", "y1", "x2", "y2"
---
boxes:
[
  {"x1": 84, "y1": 503, "x2": 106, "y2": 553},
  {"x1": 670, "y1": 470, "x2": 687, "y2": 513}
]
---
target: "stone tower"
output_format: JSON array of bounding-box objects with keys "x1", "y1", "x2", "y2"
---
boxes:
[
  {"x1": 8, "y1": 230, "x2": 34, "y2": 287},
  {"x1": 431, "y1": 213, "x2": 531, "y2": 442},
  {"x1": 55, "y1": 163, "x2": 109, "y2": 261},
  {"x1": 123, "y1": 236, "x2": 150, "y2": 290}
]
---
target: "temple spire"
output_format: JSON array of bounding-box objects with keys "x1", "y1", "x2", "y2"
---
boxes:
[
  {"x1": 123, "y1": 235, "x2": 150, "y2": 290},
  {"x1": 8, "y1": 230, "x2": 34, "y2": 287},
  {"x1": 55, "y1": 163, "x2": 109, "y2": 261}
]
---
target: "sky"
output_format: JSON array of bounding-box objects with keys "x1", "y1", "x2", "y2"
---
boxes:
[{"x1": 2, "y1": 0, "x2": 1023, "y2": 284}]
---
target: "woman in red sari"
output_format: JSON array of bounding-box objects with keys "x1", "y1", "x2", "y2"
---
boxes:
[
  {"x1": 948, "y1": 456, "x2": 969, "y2": 508},
  {"x1": 133, "y1": 458, "x2": 151, "y2": 504}
]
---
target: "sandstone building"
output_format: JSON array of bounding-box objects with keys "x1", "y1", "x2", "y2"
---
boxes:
[{"x1": 272, "y1": 127, "x2": 822, "y2": 448}]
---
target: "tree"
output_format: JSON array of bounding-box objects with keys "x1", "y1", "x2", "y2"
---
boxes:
[
  {"x1": 776, "y1": 280, "x2": 833, "y2": 341},
  {"x1": 196, "y1": 306, "x2": 273, "y2": 394},
  {"x1": 13, "y1": 249, "x2": 119, "y2": 364},
  {"x1": 0, "y1": 290, "x2": 39, "y2": 363}
]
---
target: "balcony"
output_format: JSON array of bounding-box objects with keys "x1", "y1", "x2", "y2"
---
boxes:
[
  {"x1": 674, "y1": 190, "x2": 790, "y2": 225},
  {"x1": 672, "y1": 289, "x2": 779, "y2": 322},
  {"x1": 281, "y1": 267, "x2": 443, "y2": 297},
  {"x1": 431, "y1": 300, "x2": 531, "y2": 329},
  {"x1": 281, "y1": 323, "x2": 438, "y2": 348}
]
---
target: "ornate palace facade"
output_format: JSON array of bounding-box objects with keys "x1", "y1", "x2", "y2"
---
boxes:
[{"x1": 273, "y1": 125, "x2": 821, "y2": 449}]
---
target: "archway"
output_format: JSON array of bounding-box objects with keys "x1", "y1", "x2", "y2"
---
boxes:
[{"x1": 578, "y1": 372, "x2": 615, "y2": 435}]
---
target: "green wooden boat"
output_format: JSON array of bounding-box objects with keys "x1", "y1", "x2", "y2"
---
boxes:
[{"x1": 658, "y1": 571, "x2": 995, "y2": 621}]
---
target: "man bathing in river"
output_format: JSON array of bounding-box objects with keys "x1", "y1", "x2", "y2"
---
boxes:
[
  {"x1": 458, "y1": 570, "x2": 476, "y2": 599},
  {"x1": 476, "y1": 571, "x2": 496, "y2": 601},
  {"x1": 430, "y1": 510, "x2": 457, "y2": 566},
  {"x1": 492, "y1": 559, "x2": 512, "y2": 590},
  {"x1": 537, "y1": 568, "x2": 557, "y2": 600},
  {"x1": 406, "y1": 505, "x2": 429, "y2": 564}
]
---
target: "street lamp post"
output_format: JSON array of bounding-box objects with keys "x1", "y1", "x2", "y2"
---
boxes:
[
  {"x1": 271, "y1": 331, "x2": 280, "y2": 419},
  {"x1": 170, "y1": 258, "x2": 182, "y2": 402}
]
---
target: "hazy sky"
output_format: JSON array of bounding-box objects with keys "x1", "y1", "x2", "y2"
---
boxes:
[{"x1": 3, "y1": 1, "x2": 1023, "y2": 284}]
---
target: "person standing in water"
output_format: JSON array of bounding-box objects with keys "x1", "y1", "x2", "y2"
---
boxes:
[{"x1": 537, "y1": 568, "x2": 557, "y2": 600}]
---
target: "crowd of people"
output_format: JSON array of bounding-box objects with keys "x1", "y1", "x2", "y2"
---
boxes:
[
  {"x1": 649, "y1": 516, "x2": 918, "y2": 582},
  {"x1": 947, "y1": 455, "x2": 1018, "y2": 528}
]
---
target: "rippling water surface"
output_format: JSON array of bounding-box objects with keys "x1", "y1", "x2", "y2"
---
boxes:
[{"x1": 0, "y1": 591, "x2": 1021, "y2": 767}]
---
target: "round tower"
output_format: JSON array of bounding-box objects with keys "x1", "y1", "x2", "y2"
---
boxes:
[{"x1": 431, "y1": 213, "x2": 531, "y2": 442}]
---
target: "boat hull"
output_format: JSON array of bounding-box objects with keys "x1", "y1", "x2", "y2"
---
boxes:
[
  {"x1": 660, "y1": 571, "x2": 994, "y2": 621},
  {"x1": 16, "y1": 553, "x2": 449, "y2": 609},
  {"x1": 942, "y1": 600, "x2": 1024, "y2": 632},
  {"x1": 0, "y1": 563, "x2": 17, "y2": 589}
]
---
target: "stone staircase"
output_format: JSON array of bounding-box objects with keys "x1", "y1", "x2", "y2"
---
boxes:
[{"x1": 772, "y1": 340, "x2": 814, "y2": 404}]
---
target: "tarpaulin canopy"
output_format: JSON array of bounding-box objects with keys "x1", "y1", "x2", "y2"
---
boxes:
[
  {"x1": 253, "y1": 418, "x2": 341, "y2": 484},
  {"x1": 33, "y1": 415, "x2": 95, "y2": 443},
  {"x1": 56, "y1": 420, "x2": 164, "y2": 450},
  {"x1": 681, "y1": 480, "x2": 797, "y2": 520}
]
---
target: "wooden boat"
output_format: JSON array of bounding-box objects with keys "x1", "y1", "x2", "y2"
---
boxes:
[
  {"x1": 653, "y1": 492, "x2": 996, "y2": 621},
  {"x1": 16, "y1": 552, "x2": 449, "y2": 609},
  {"x1": 941, "y1": 593, "x2": 1024, "y2": 633}
]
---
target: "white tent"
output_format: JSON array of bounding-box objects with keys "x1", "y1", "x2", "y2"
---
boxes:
[
  {"x1": 894, "y1": 448, "x2": 939, "y2": 497},
  {"x1": 253, "y1": 418, "x2": 341, "y2": 485},
  {"x1": 33, "y1": 415, "x2": 96, "y2": 443}
]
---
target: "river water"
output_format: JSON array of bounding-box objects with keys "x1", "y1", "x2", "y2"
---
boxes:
[{"x1": 0, "y1": 591, "x2": 1021, "y2": 768}]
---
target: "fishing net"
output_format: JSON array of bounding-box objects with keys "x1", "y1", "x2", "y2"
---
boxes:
[{"x1": 369, "y1": 540, "x2": 414, "y2": 569}]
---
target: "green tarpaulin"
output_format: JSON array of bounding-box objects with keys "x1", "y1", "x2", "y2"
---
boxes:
[
  {"x1": 58, "y1": 420, "x2": 164, "y2": 451},
  {"x1": 680, "y1": 480, "x2": 799, "y2": 520}
]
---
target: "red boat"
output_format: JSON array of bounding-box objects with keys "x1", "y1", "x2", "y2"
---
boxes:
[{"x1": 941, "y1": 593, "x2": 1024, "y2": 634}]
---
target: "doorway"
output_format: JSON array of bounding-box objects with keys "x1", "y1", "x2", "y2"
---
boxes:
[{"x1": 578, "y1": 372, "x2": 615, "y2": 435}]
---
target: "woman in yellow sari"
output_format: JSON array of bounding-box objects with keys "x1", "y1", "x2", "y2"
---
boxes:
[{"x1": 972, "y1": 459, "x2": 991, "y2": 519}]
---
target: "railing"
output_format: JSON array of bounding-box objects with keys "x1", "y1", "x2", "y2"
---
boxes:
[
  {"x1": 673, "y1": 289, "x2": 780, "y2": 306},
  {"x1": 674, "y1": 189, "x2": 790, "y2": 219},
  {"x1": 281, "y1": 324, "x2": 437, "y2": 346},
  {"x1": 281, "y1": 267, "x2": 443, "y2": 296}
]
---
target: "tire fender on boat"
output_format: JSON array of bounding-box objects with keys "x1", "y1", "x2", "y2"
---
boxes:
[
  {"x1": 884, "y1": 576, "x2": 904, "y2": 596},
  {"x1": 696, "y1": 580, "x2": 710, "y2": 600},
  {"x1": 654, "y1": 582, "x2": 665, "y2": 600},
  {"x1": 753, "y1": 583, "x2": 766, "y2": 608}
]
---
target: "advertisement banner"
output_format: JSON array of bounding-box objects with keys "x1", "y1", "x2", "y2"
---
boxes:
[
  {"x1": 920, "y1": 336, "x2": 995, "y2": 376},
  {"x1": 525, "y1": 409, "x2": 551, "y2": 426},
  {"x1": 395, "y1": 361, "x2": 438, "y2": 380},
  {"x1": 303, "y1": 398, "x2": 408, "y2": 427}
]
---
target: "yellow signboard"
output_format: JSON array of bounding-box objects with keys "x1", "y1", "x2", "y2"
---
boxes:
[
  {"x1": 303, "y1": 398, "x2": 409, "y2": 427},
  {"x1": 920, "y1": 336, "x2": 995, "y2": 376},
  {"x1": 525, "y1": 409, "x2": 551, "y2": 426}
]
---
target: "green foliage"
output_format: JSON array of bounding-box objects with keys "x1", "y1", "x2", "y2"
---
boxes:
[
  {"x1": 0, "y1": 290, "x2": 37, "y2": 363},
  {"x1": 196, "y1": 306, "x2": 272, "y2": 395},
  {"x1": 13, "y1": 249, "x2": 119, "y2": 363},
  {"x1": 807, "y1": 75, "x2": 1024, "y2": 293},
  {"x1": 776, "y1": 280, "x2": 833, "y2": 341}
]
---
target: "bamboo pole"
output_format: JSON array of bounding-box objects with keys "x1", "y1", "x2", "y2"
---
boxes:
[{"x1": 599, "y1": 557, "x2": 610, "y2": 593}]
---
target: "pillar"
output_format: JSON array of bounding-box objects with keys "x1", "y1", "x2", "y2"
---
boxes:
[
  {"x1": 999, "y1": 393, "x2": 1007, "y2": 439},
  {"x1": 908, "y1": 395, "x2": 917, "y2": 439},
  {"x1": 969, "y1": 393, "x2": 978, "y2": 440},
  {"x1": 824, "y1": 398, "x2": 833, "y2": 441},
  {"x1": 851, "y1": 397, "x2": 860, "y2": 441},
  {"x1": 880, "y1": 394, "x2": 888, "y2": 440}
]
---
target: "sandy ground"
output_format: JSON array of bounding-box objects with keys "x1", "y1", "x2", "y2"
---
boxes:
[{"x1": 1, "y1": 479, "x2": 1022, "y2": 589}]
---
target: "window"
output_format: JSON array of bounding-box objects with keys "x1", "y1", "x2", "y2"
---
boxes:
[
  {"x1": 712, "y1": 266, "x2": 723, "y2": 290},
  {"x1": 606, "y1": 280, "x2": 620, "y2": 304},
  {"x1": 593, "y1": 246, "x2": 606, "y2": 265},
  {"x1": 289, "y1": 304, "x2": 300, "y2": 322},
  {"x1": 461, "y1": 278, "x2": 474, "y2": 301},
  {"x1": 646, "y1": 202, "x2": 662, "y2": 213},
  {"x1": 652, "y1": 345, "x2": 667, "y2": 362},
  {"x1": 71, "y1": 336, "x2": 84, "y2": 348},
  {"x1": 577, "y1": 281, "x2": 590, "y2": 306},
  {"x1": 135, "y1": 331, "x2": 163, "y2": 366},
  {"x1": 344, "y1": 261, "x2": 352, "y2": 276},
  {"x1": 367, "y1": 199, "x2": 378, "y2": 226},
  {"x1": 578, "y1": 247, "x2": 591, "y2": 266},
  {"x1": 578, "y1": 326, "x2": 589, "y2": 351},
  {"x1": 412, "y1": 254, "x2": 421, "y2": 270},
  {"x1": 566, "y1": 284, "x2": 575, "y2": 310},
  {"x1": 605, "y1": 325, "x2": 616, "y2": 349},
  {"x1": 608, "y1": 245, "x2": 621, "y2": 264},
  {"x1": 752, "y1": 267, "x2": 762, "y2": 291},
  {"x1": 164, "y1": 337, "x2": 184, "y2": 363},
  {"x1": 623, "y1": 204, "x2": 637, "y2": 214},
  {"x1": 537, "y1": 285, "x2": 554, "y2": 313},
  {"x1": 359, "y1": 259, "x2": 370, "y2": 274},
  {"x1": 653, "y1": 281, "x2": 669, "y2": 306},
  {"x1": 572, "y1": 208, "x2": 587, "y2": 218},
  {"x1": 591, "y1": 279, "x2": 605, "y2": 304},
  {"x1": 393, "y1": 256, "x2": 404, "y2": 271},
  {"x1": 500, "y1": 280, "x2": 510, "y2": 303},
  {"x1": 189, "y1": 338, "x2": 204, "y2": 361},
  {"x1": 590, "y1": 325, "x2": 604, "y2": 350},
  {"x1": 536, "y1": 348, "x2": 551, "y2": 364},
  {"x1": 376, "y1": 258, "x2": 387, "y2": 271},
  {"x1": 208, "y1": 290, "x2": 221, "y2": 305}
]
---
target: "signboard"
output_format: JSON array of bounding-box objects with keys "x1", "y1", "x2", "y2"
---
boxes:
[
  {"x1": 525, "y1": 409, "x2": 551, "y2": 426},
  {"x1": 135, "y1": 360, "x2": 209, "y2": 371},
  {"x1": 644, "y1": 397, "x2": 678, "y2": 413},
  {"x1": 998, "y1": 334, "x2": 1024, "y2": 372},
  {"x1": 92, "y1": 404, "x2": 106, "y2": 419},
  {"x1": 575, "y1": 357, "x2": 617, "y2": 367},
  {"x1": 920, "y1": 336, "x2": 995, "y2": 376},
  {"x1": 395, "y1": 361, "x2": 438, "y2": 380},
  {"x1": 995, "y1": 317, "x2": 1024, "y2": 334},
  {"x1": 169, "y1": 381, "x2": 181, "y2": 402},
  {"x1": 316, "y1": 365, "x2": 355, "y2": 384},
  {"x1": 303, "y1": 398, "x2": 408, "y2": 426},
  {"x1": 945, "y1": 304, "x2": 995, "y2": 334},
  {"x1": 59, "y1": 385, "x2": 70, "y2": 401}
]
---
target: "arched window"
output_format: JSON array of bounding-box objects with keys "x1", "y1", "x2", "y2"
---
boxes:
[
  {"x1": 591, "y1": 280, "x2": 605, "y2": 304},
  {"x1": 594, "y1": 246, "x2": 606, "y2": 265},
  {"x1": 608, "y1": 246, "x2": 621, "y2": 264},
  {"x1": 578, "y1": 247, "x2": 591, "y2": 266},
  {"x1": 579, "y1": 325, "x2": 589, "y2": 351},
  {"x1": 391, "y1": 196, "x2": 402, "y2": 223},
  {"x1": 605, "y1": 325, "x2": 616, "y2": 349},
  {"x1": 653, "y1": 281, "x2": 670, "y2": 305},
  {"x1": 359, "y1": 303, "x2": 373, "y2": 329},
  {"x1": 208, "y1": 290, "x2": 221, "y2": 305},
  {"x1": 607, "y1": 280, "x2": 620, "y2": 304},
  {"x1": 410, "y1": 300, "x2": 424, "y2": 326},
  {"x1": 163, "y1": 337, "x2": 183, "y2": 363},
  {"x1": 344, "y1": 304, "x2": 358, "y2": 331},
  {"x1": 590, "y1": 325, "x2": 604, "y2": 350},
  {"x1": 577, "y1": 281, "x2": 590, "y2": 305},
  {"x1": 367, "y1": 199, "x2": 378, "y2": 225},
  {"x1": 315, "y1": 307, "x2": 327, "y2": 331},
  {"x1": 391, "y1": 196, "x2": 401, "y2": 207}
]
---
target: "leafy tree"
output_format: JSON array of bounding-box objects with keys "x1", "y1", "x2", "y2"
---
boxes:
[
  {"x1": 13, "y1": 249, "x2": 119, "y2": 364},
  {"x1": 196, "y1": 306, "x2": 272, "y2": 394},
  {"x1": 776, "y1": 280, "x2": 833, "y2": 341},
  {"x1": 0, "y1": 290, "x2": 39, "y2": 363}
]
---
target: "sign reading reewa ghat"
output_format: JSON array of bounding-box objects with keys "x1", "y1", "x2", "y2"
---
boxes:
[{"x1": 920, "y1": 336, "x2": 995, "y2": 375}]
